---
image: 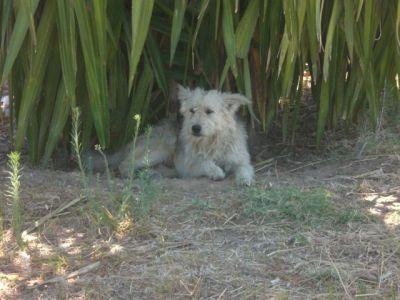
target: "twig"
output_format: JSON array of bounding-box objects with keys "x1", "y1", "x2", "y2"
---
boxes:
[
  {"x1": 179, "y1": 277, "x2": 202, "y2": 296},
  {"x1": 286, "y1": 158, "x2": 334, "y2": 173},
  {"x1": 327, "y1": 252, "x2": 353, "y2": 299},
  {"x1": 223, "y1": 213, "x2": 238, "y2": 225},
  {"x1": 35, "y1": 261, "x2": 100, "y2": 286},
  {"x1": 266, "y1": 246, "x2": 308, "y2": 257},
  {"x1": 353, "y1": 169, "x2": 384, "y2": 179},
  {"x1": 23, "y1": 196, "x2": 85, "y2": 234},
  {"x1": 321, "y1": 175, "x2": 357, "y2": 182},
  {"x1": 217, "y1": 288, "x2": 227, "y2": 300},
  {"x1": 255, "y1": 162, "x2": 274, "y2": 173}
]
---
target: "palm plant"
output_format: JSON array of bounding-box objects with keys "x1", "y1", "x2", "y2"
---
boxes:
[{"x1": 0, "y1": 0, "x2": 399, "y2": 163}]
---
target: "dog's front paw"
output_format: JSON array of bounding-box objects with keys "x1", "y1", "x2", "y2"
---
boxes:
[
  {"x1": 236, "y1": 175, "x2": 254, "y2": 186},
  {"x1": 235, "y1": 165, "x2": 255, "y2": 186},
  {"x1": 208, "y1": 166, "x2": 226, "y2": 181}
]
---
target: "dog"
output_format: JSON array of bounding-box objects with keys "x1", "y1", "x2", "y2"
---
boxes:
[{"x1": 91, "y1": 85, "x2": 255, "y2": 185}]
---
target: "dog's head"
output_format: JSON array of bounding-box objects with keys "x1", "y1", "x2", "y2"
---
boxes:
[{"x1": 177, "y1": 85, "x2": 251, "y2": 138}]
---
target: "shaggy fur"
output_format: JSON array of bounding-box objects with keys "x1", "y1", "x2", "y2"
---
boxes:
[{"x1": 103, "y1": 85, "x2": 255, "y2": 185}]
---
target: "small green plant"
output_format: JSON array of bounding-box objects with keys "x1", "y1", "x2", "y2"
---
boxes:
[
  {"x1": 190, "y1": 198, "x2": 216, "y2": 211},
  {"x1": 133, "y1": 170, "x2": 159, "y2": 218},
  {"x1": 94, "y1": 144, "x2": 114, "y2": 192},
  {"x1": 335, "y1": 209, "x2": 370, "y2": 224},
  {"x1": 244, "y1": 187, "x2": 334, "y2": 226},
  {"x1": 121, "y1": 122, "x2": 159, "y2": 220},
  {"x1": 128, "y1": 114, "x2": 142, "y2": 180},
  {"x1": 116, "y1": 114, "x2": 142, "y2": 224},
  {"x1": 71, "y1": 107, "x2": 88, "y2": 190},
  {"x1": 134, "y1": 126, "x2": 159, "y2": 216},
  {"x1": 6, "y1": 151, "x2": 23, "y2": 246},
  {"x1": 84, "y1": 115, "x2": 159, "y2": 234},
  {"x1": 243, "y1": 186, "x2": 370, "y2": 228}
]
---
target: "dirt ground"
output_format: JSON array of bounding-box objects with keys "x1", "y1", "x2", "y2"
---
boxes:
[{"x1": 0, "y1": 118, "x2": 399, "y2": 299}]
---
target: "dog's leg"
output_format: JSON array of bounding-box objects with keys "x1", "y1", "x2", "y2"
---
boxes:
[
  {"x1": 234, "y1": 163, "x2": 255, "y2": 186},
  {"x1": 200, "y1": 160, "x2": 226, "y2": 181},
  {"x1": 175, "y1": 155, "x2": 225, "y2": 181}
]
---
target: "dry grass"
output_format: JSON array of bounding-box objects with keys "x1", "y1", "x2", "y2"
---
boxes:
[{"x1": 0, "y1": 124, "x2": 399, "y2": 299}]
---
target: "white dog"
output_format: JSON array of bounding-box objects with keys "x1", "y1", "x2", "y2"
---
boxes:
[{"x1": 97, "y1": 86, "x2": 255, "y2": 185}]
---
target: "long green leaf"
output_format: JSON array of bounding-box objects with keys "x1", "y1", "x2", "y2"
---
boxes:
[
  {"x1": 129, "y1": 0, "x2": 154, "y2": 92},
  {"x1": 1, "y1": 0, "x2": 39, "y2": 85},
  {"x1": 170, "y1": 0, "x2": 187, "y2": 65},
  {"x1": 15, "y1": 0, "x2": 56, "y2": 150},
  {"x1": 344, "y1": 0, "x2": 354, "y2": 62},
  {"x1": 235, "y1": 0, "x2": 259, "y2": 58},
  {"x1": 73, "y1": 0, "x2": 109, "y2": 147},
  {"x1": 322, "y1": 0, "x2": 341, "y2": 81},
  {"x1": 56, "y1": 0, "x2": 77, "y2": 106},
  {"x1": 222, "y1": 0, "x2": 237, "y2": 78},
  {"x1": 42, "y1": 82, "x2": 70, "y2": 164}
]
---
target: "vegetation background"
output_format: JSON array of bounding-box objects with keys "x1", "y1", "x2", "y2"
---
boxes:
[{"x1": 0, "y1": 0, "x2": 399, "y2": 163}]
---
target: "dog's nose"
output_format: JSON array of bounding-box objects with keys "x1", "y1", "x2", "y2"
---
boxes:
[{"x1": 192, "y1": 124, "x2": 201, "y2": 135}]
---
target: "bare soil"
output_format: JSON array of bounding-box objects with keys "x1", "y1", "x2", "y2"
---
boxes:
[{"x1": 0, "y1": 119, "x2": 400, "y2": 299}]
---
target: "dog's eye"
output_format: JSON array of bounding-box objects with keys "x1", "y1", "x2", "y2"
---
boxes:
[
  {"x1": 205, "y1": 109, "x2": 214, "y2": 115},
  {"x1": 189, "y1": 108, "x2": 195, "y2": 114}
]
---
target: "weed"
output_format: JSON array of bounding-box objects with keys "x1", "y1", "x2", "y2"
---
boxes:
[
  {"x1": 94, "y1": 144, "x2": 113, "y2": 191},
  {"x1": 120, "y1": 122, "x2": 159, "y2": 220},
  {"x1": 82, "y1": 115, "x2": 160, "y2": 235},
  {"x1": 5, "y1": 152, "x2": 23, "y2": 246},
  {"x1": 190, "y1": 198, "x2": 216, "y2": 211},
  {"x1": 291, "y1": 233, "x2": 309, "y2": 246},
  {"x1": 244, "y1": 187, "x2": 333, "y2": 226},
  {"x1": 115, "y1": 114, "x2": 143, "y2": 225},
  {"x1": 127, "y1": 114, "x2": 142, "y2": 181},
  {"x1": 130, "y1": 170, "x2": 158, "y2": 218},
  {"x1": 52, "y1": 254, "x2": 69, "y2": 275},
  {"x1": 335, "y1": 208, "x2": 371, "y2": 224},
  {"x1": 71, "y1": 107, "x2": 89, "y2": 190},
  {"x1": 243, "y1": 186, "x2": 372, "y2": 228}
]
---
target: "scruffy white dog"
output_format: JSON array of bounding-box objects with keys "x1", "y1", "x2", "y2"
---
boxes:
[{"x1": 102, "y1": 85, "x2": 254, "y2": 185}]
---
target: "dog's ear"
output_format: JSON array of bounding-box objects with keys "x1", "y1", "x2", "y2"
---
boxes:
[
  {"x1": 177, "y1": 84, "x2": 192, "y2": 103},
  {"x1": 223, "y1": 93, "x2": 252, "y2": 112}
]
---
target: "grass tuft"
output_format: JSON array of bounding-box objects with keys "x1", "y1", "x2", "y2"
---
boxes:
[
  {"x1": 243, "y1": 186, "x2": 370, "y2": 227},
  {"x1": 244, "y1": 187, "x2": 333, "y2": 225},
  {"x1": 5, "y1": 151, "x2": 23, "y2": 246},
  {"x1": 70, "y1": 107, "x2": 88, "y2": 190}
]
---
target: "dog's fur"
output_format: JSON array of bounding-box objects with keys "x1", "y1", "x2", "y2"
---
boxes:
[{"x1": 96, "y1": 85, "x2": 255, "y2": 185}]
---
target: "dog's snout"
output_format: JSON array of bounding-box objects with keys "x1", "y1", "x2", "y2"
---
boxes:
[{"x1": 192, "y1": 124, "x2": 201, "y2": 135}]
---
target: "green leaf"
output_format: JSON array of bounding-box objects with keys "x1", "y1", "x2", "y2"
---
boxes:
[
  {"x1": 170, "y1": 0, "x2": 187, "y2": 65},
  {"x1": 73, "y1": 0, "x2": 109, "y2": 148},
  {"x1": 56, "y1": 0, "x2": 77, "y2": 106},
  {"x1": 322, "y1": 0, "x2": 341, "y2": 81},
  {"x1": 129, "y1": 0, "x2": 154, "y2": 92},
  {"x1": 235, "y1": 0, "x2": 259, "y2": 58},
  {"x1": 42, "y1": 82, "x2": 70, "y2": 164},
  {"x1": 14, "y1": 0, "x2": 56, "y2": 150},
  {"x1": 1, "y1": 0, "x2": 40, "y2": 85},
  {"x1": 344, "y1": 0, "x2": 354, "y2": 62},
  {"x1": 222, "y1": 0, "x2": 237, "y2": 77}
]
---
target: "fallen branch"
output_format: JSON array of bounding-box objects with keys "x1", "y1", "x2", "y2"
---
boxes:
[
  {"x1": 23, "y1": 196, "x2": 85, "y2": 234},
  {"x1": 327, "y1": 252, "x2": 352, "y2": 300},
  {"x1": 37, "y1": 261, "x2": 100, "y2": 286},
  {"x1": 285, "y1": 158, "x2": 334, "y2": 173},
  {"x1": 353, "y1": 169, "x2": 384, "y2": 179},
  {"x1": 266, "y1": 246, "x2": 308, "y2": 257}
]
